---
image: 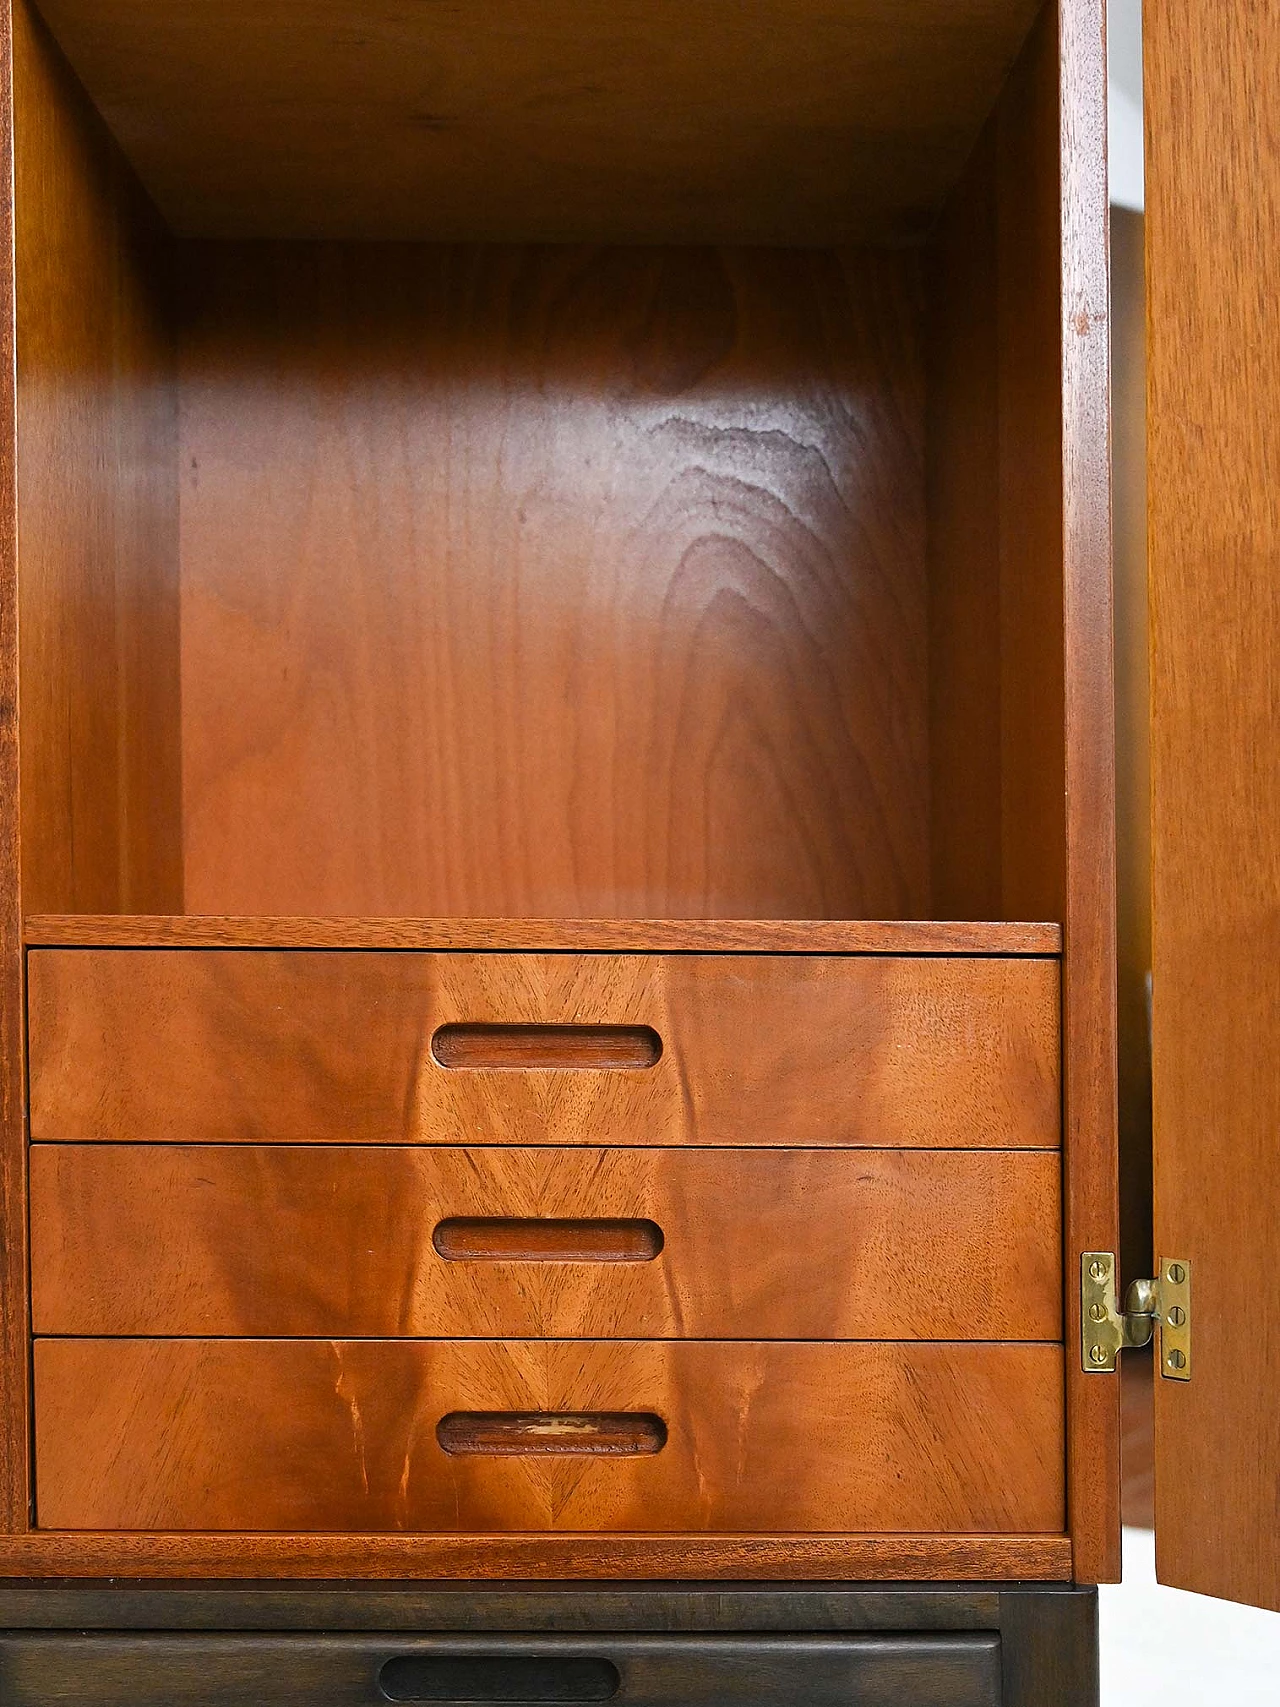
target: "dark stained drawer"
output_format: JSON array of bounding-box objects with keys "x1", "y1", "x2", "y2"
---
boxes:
[
  {"x1": 26, "y1": 949, "x2": 1060, "y2": 1147},
  {"x1": 0, "y1": 1631, "x2": 1003, "y2": 1707}
]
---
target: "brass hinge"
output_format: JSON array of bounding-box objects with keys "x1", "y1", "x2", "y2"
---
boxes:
[{"x1": 1080, "y1": 1253, "x2": 1191, "y2": 1380}]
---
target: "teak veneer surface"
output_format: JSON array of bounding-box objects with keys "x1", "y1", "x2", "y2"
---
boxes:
[
  {"x1": 177, "y1": 244, "x2": 928, "y2": 921},
  {"x1": 27, "y1": 950, "x2": 1061, "y2": 1148},
  {"x1": 1056, "y1": 0, "x2": 1118, "y2": 1586},
  {"x1": 33, "y1": 1339, "x2": 1065, "y2": 1534},
  {"x1": 31, "y1": 0, "x2": 1042, "y2": 243},
  {"x1": 29, "y1": 1145, "x2": 1062, "y2": 1341},
  {"x1": 0, "y1": 0, "x2": 24, "y2": 1534},
  {"x1": 1147, "y1": 0, "x2": 1280, "y2": 1614},
  {"x1": 0, "y1": 1532, "x2": 1073, "y2": 1581},
  {"x1": 13, "y1": 0, "x2": 182, "y2": 917},
  {"x1": 21, "y1": 915, "x2": 1064, "y2": 953}
]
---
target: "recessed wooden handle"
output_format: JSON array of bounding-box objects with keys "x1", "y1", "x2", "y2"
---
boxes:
[
  {"x1": 432, "y1": 1217, "x2": 664, "y2": 1263},
  {"x1": 431, "y1": 1023, "x2": 662, "y2": 1070},
  {"x1": 436, "y1": 1411, "x2": 667, "y2": 1457},
  {"x1": 378, "y1": 1654, "x2": 621, "y2": 1703}
]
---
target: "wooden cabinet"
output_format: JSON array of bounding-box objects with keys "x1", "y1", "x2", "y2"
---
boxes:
[
  {"x1": 6, "y1": 0, "x2": 1279, "y2": 1695},
  {"x1": 0, "y1": 0, "x2": 1107, "y2": 1595}
]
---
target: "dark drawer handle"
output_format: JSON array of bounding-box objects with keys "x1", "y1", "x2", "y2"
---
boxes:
[
  {"x1": 379, "y1": 1654, "x2": 620, "y2": 1703},
  {"x1": 431, "y1": 1023, "x2": 662, "y2": 1070},
  {"x1": 433, "y1": 1217, "x2": 663, "y2": 1263},
  {"x1": 436, "y1": 1411, "x2": 667, "y2": 1457}
]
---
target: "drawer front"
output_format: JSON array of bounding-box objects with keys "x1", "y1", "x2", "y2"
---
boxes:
[
  {"x1": 0, "y1": 1632, "x2": 1003, "y2": 1707},
  {"x1": 33, "y1": 1339, "x2": 1064, "y2": 1533},
  {"x1": 27, "y1": 950, "x2": 1060, "y2": 1147},
  {"x1": 30, "y1": 1144, "x2": 1062, "y2": 1340}
]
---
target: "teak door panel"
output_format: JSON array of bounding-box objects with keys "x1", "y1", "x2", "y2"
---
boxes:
[
  {"x1": 1146, "y1": 0, "x2": 1280, "y2": 1614},
  {"x1": 26, "y1": 950, "x2": 1061, "y2": 1148},
  {"x1": 29, "y1": 1144, "x2": 1062, "y2": 1341},
  {"x1": 33, "y1": 1339, "x2": 1065, "y2": 1534}
]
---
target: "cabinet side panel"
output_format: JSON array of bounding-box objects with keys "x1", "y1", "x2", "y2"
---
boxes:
[
  {"x1": 929, "y1": 0, "x2": 1117, "y2": 1580},
  {"x1": 926, "y1": 0, "x2": 1071, "y2": 925},
  {"x1": 0, "y1": 0, "x2": 27, "y2": 1532},
  {"x1": 13, "y1": 0, "x2": 180, "y2": 913},
  {"x1": 926, "y1": 125, "x2": 1003, "y2": 920},
  {"x1": 996, "y1": 3, "x2": 1068, "y2": 927},
  {"x1": 1058, "y1": 0, "x2": 1117, "y2": 1583}
]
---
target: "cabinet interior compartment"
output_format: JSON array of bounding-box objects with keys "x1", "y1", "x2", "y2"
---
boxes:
[{"x1": 13, "y1": 0, "x2": 1067, "y2": 930}]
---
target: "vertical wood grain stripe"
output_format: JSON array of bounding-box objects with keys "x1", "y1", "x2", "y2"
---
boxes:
[{"x1": 1060, "y1": 0, "x2": 1121, "y2": 1585}]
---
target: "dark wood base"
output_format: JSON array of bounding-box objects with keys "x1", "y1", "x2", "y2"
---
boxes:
[{"x1": 0, "y1": 1580, "x2": 1097, "y2": 1706}]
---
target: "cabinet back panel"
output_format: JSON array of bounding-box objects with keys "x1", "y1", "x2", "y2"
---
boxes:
[{"x1": 178, "y1": 244, "x2": 928, "y2": 920}]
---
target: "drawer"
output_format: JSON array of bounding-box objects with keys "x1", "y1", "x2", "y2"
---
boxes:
[
  {"x1": 27, "y1": 950, "x2": 1060, "y2": 1146},
  {"x1": 0, "y1": 1632, "x2": 1003, "y2": 1707},
  {"x1": 33, "y1": 1338, "x2": 1064, "y2": 1533},
  {"x1": 30, "y1": 1144, "x2": 1061, "y2": 1339}
]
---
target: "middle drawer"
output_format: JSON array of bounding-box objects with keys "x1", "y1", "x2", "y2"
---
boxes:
[{"x1": 30, "y1": 1145, "x2": 1060, "y2": 1340}]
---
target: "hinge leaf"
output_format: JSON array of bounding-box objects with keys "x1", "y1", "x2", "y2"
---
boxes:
[{"x1": 1080, "y1": 1253, "x2": 1190, "y2": 1379}]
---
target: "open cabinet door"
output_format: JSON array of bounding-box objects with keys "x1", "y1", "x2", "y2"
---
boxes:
[{"x1": 1146, "y1": 0, "x2": 1280, "y2": 1612}]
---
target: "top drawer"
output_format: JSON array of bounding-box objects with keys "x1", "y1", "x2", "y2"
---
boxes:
[{"x1": 27, "y1": 950, "x2": 1059, "y2": 1146}]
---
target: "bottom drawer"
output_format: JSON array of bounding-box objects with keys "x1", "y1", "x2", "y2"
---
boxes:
[
  {"x1": 0, "y1": 1633, "x2": 1002, "y2": 1707},
  {"x1": 33, "y1": 1338, "x2": 1063, "y2": 1533}
]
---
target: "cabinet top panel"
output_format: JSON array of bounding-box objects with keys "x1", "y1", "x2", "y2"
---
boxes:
[{"x1": 26, "y1": 0, "x2": 1044, "y2": 242}]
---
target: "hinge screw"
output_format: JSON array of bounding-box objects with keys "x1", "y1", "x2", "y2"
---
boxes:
[
  {"x1": 1089, "y1": 1343, "x2": 1108, "y2": 1364},
  {"x1": 1089, "y1": 1259, "x2": 1107, "y2": 1282},
  {"x1": 1167, "y1": 1348, "x2": 1187, "y2": 1371},
  {"x1": 1167, "y1": 1262, "x2": 1187, "y2": 1284}
]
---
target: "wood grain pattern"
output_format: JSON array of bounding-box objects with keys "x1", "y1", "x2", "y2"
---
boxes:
[
  {"x1": 0, "y1": 1579, "x2": 1010, "y2": 1629},
  {"x1": 432, "y1": 1025, "x2": 663, "y2": 1071},
  {"x1": 0, "y1": 1530, "x2": 1073, "y2": 1581},
  {"x1": 925, "y1": 4, "x2": 1070, "y2": 930},
  {"x1": 27, "y1": 950, "x2": 1062, "y2": 1149},
  {"x1": 0, "y1": 1632, "x2": 1005, "y2": 1707},
  {"x1": 997, "y1": 1587, "x2": 1099, "y2": 1707},
  {"x1": 32, "y1": 0, "x2": 1041, "y2": 244},
  {"x1": 22, "y1": 914, "x2": 1064, "y2": 954},
  {"x1": 1146, "y1": 0, "x2": 1280, "y2": 1615},
  {"x1": 435, "y1": 1412, "x2": 669, "y2": 1457},
  {"x1": 28, "y1": 1145, "x2": 1063, "y2": 1340},
  {"x1": 926, "y1": 117, "x2": 1003, "y2": 922},
  {"x1": 33, "y1": 1338, "x2": 1065, "y2": 1533},
  {"x1": 432, "y1": 1217, "x2": 666, "y2": 1264},
  {"x1": 177, "y1": 243, "x2": 928, "y2": 921},
  {"x1": 995, "y1": 2, "x2": 1067, "y2": 930},
  {"x1": 13, "y1": 0, "x2": 181, "y2": 914},
  {"x1": 0, "y1": 1588, "x2": 1101, "y2": 1706},
  {"x1": 0, "y1": 0, "x2": 25, "y2": 1534},
  {"x1": 1057, "y1": 0, "x2": 1119, "y2": 1587},
  {"x1": 1110, "y1": 205, "x2": 1153, "y2": 1290}
]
